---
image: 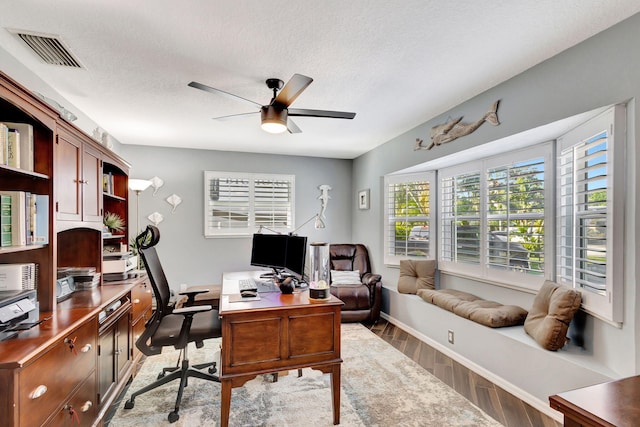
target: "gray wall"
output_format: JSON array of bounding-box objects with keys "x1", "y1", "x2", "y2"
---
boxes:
[
  {"x1": 119, "y1": 144, "x2": 352, "y2": 288},
  {"x1": 352, "y1": 11, "x2": 640, "y2": 415}
]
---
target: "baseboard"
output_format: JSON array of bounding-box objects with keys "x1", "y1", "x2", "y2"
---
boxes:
[{"x1": 380, "y1": 312, "x2": 563, "y2": 423}]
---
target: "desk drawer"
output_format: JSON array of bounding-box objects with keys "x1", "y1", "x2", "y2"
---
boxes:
[
  {"x1": 19, "y1": 318, "x2": 97, "y2": 427},
  {"x1": 131, "y1": 280, "x2": 152, "y2": 321},
  {"x1": 46, "y1": 373, "x2": 96, "y2": 427}
]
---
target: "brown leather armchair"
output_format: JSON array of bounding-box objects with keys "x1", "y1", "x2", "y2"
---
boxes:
[{"x1": 329, "y1": 244, "x2": 382, "y2": 323}]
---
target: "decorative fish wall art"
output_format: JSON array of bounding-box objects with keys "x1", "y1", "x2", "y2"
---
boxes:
[{"x1": 414, "y1": 100, "x2": 500, "y2": 150}]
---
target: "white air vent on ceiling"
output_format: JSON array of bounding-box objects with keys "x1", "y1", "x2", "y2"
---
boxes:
[{"x1": 12, "y1": 30, "x2": 83, "y2": 68}]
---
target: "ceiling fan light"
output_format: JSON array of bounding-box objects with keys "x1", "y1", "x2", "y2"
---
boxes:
[{"x1": 261, "y1": 106, "x2": 288, "y2": 134}]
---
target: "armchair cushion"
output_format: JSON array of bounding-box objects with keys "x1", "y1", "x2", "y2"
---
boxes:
[
  {"x1": 524, "y1": 280, "x2": 581, "y2": 351},
  {"x1": 398, "y1": 259, "x2": 436, "y2": 294},
  {"x1": 331, "y1": 270, "x2": 361, "y2": 286}
]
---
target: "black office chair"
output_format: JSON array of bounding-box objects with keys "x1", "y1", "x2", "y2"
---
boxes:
[{"x1": 124, "y1": 225, "x2": 221, "y2": 423}]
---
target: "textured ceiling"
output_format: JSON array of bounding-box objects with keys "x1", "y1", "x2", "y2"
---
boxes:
[{"x1": 0, "y1": 1, "x2": 639, "y2": 159}]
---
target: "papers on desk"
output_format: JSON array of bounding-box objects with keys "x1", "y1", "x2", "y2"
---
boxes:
[{"x1": 228, "y1": 293, "x2": 260, "y2": 303}]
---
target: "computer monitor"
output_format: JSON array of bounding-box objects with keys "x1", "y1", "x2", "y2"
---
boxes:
[
  {"x1": 250, "y1": 234, "x2": 287, "y2": 273},
  {"x1": 284, "y1": 235, "x2": 307, "y2": 280}
]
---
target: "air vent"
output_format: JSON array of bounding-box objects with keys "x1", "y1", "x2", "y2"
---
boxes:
[{"x1": 13, "y1": 31, "x2": 83, "y2": 68}]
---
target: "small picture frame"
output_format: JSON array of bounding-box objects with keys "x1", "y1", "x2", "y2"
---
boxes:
[{"x1": 358, "y1": 189, "x2": 370, "y2": 210}]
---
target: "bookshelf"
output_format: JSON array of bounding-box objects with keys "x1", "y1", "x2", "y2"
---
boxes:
[{"x1": 0, "y1": 70, "x2": 130, "y2": 311}]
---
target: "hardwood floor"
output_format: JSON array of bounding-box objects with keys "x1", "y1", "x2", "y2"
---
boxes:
[{"x1": 367, "y1": 320, "x2": 562, "y2": 427}]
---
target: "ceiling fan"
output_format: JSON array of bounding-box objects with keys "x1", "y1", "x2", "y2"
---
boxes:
[{"x1": 188, "y1": 74, "x2": 356, "y2": 134}]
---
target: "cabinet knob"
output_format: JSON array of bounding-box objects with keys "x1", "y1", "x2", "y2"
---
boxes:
[
  {"x1": 81, "y1": 400, "x2": 93, "y2": 412},
  {"x1": 80, "y1": 343, "x2": 92, "y2": 353},
  {"x1": 133, "y1": 298, "x2": 140, "y2": 304},
  {"x1": 29, "y1": 384, "x2": 48, "y2": 400}
]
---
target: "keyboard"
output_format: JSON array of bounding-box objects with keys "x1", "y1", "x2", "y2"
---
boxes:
[{"x1": 239, "y1": 278, "x2": 280, "y2": 293}]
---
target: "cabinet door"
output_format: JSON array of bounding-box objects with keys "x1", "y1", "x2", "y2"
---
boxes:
[
  {"x1": 116, "y1": 311, "x2": 132, "y2": 380},
  {"x1": 56, "y1": 129, "x2": 103, "y2": 223},
  {"x1": 82, "y1": 144, "x2": 103, "y2": 222},
  {"x1": 55, "y1": 131, "x2": 81, "y2": 221}
]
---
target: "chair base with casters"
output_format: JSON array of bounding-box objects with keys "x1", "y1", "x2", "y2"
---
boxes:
[
  {"x1": 124, "y1": 340, "x2": 220, "y2": 423},
  {"x1": 124, "y1": 225, "x2": 222, "y2": 423}
]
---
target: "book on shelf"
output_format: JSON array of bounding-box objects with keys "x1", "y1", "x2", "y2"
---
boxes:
[
  {"x1": 103, "y1": 171, "x2": 114, "y2": 195},
  {"x1": 2, "y1": 122, "x2": 34, "y2": 171},
  {"x1": 0, "y1": 191, "x2": 27, "y2": 246},
  {"x1": 6, "y1": 128, "x2": 19, "y2": 168},
  {"x1": 0, "y1": 191, "x2": 48, "y2": 246},
  {"x1": 0, "y1": 194, "x2": 11, "y2": 247},
  {"x1": 0, "y1": 123, "x2": 7, "y2": 165},
  {"x1": 34, "y1": 194, "x2": 49, "y2": 244}
]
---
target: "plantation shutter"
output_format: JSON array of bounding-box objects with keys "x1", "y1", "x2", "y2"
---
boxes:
[
  {"x1": 440, "y1": 169, "x2": 482, "y2": 266},
  {"x1": 383, "y1": 172, "x2": 435, "y2": 264},
  {"x1": 204, "y1": 171, "x2": 294, "y2": 236}
]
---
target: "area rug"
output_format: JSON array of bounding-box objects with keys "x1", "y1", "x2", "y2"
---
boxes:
[{"x1": 108, "y1": 323, "x2": 501, "y2": 426}]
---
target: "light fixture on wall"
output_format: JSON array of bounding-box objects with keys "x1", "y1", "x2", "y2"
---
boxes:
[
  {"x1": 260, "y1": 106, "x2": 288, "y2": 134},
  {"x1": 129, "y1": 179, "x2": 152, "y2": 235}
]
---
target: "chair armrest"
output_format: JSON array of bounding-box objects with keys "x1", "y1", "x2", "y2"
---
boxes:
[
  {"x1": 362, "y1": 273, "x2": 382, "y2": 286},
  {"x1": 179, "y1": 289, "x2": 210, "y2": 306},
  {"x1": 173, "y1": 304, "x2": 212, "y2": 315}
]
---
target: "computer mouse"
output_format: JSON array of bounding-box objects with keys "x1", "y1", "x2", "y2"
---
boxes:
[{"x1": 240, "y1": 289, "x2": 257, "y2": 298}]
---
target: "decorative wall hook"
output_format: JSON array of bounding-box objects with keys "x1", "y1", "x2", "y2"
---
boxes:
[
  {"x1": 147, "y1": 211, "x2": 164, "y2": 226},
  {"x1": 149, "y1": 176, "x2": 164, "y2": 196},
  {"x1": 165, "y1": 194, "x2": 182, "y2": 213}
]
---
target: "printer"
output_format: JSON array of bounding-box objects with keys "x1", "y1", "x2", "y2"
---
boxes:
[{"x1": 0, "y1": 289, "x2": 38, "y2": 341}]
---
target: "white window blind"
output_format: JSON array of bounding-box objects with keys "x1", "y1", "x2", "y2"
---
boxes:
[
  {"x1": 557, "y1": 105, "x2": 624, "y2": 323},
  {"x1": 439, "y1": 144, "x2": 552, "y2": 288},
  {"x1": 383, "y1": 172, "x2": 435, "y2": 265},
  {"x1": 204, "y1": 171, "x2": 294, "y2": 237},
  {"x1": 486, "y1": 157, "x2": 546, "y2": 275},
  {"x1": 440, "y1": 169, "x2": 481, "y2": 267}
]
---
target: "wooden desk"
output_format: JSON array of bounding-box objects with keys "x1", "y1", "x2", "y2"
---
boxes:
[
  {"x1": 549, "y1": 375, "x2": 640, "y2": 427},
  {"x1": 219, "y1": 272, "x2": 343, "y2": 427}
]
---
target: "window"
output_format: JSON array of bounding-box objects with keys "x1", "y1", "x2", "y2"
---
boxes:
[
  {"x1": 557, "y1": 105, "x2": 625, "y2": 323},
  {"x1": 384, "y1": 172, "x2": 435, "y2": 265},
  {"x1": 439, "y1": 144, "x2": 553, "y2": 289},
  {"x1": 204, "y1": 171, "x2": 294, "y2": 237},
  {"x1": 385, "y1": 105, "x2": 625, "y2": 323}
]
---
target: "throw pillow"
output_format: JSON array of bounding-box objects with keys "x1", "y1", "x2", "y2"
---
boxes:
[
  {"x1": 331, "y1": 270, "x2": 361, "y2": 286},
  {"x1": 524, "y1": 280, "x2": 582, "y2": 351},
  {"x1": 398, "y1": 259, "x2": 436, "y2": 294}
]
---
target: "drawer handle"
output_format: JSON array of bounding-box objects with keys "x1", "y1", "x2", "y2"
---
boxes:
[
  {"x1": 29, "y1": 384, "x2": 48, "y2": 399},
  {"x1": 133, "y1": 298, "x2": 140, "y2": 304},
  {"x1": 80, "y1": 343, "x2": 92, "y2": 353},
  {"x1": 81, "y1": 400, "x2": 93, "y2": 412}
]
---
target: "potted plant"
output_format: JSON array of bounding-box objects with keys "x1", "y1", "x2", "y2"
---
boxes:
[{"x1": 104, "y1": 212, "x2": 125, "y2": 234}]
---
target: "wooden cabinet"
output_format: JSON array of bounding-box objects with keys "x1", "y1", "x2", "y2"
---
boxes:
[
  {"x1": 15, "y1": 317, "x2": 97, "y2": 427},
  {"x1": 0, "y1": 70, "x2": 141, "y2": 426},
  {"x1": 130, "y1": 278, "x2": 153, "y2": 364},
  {"x1": 97, "y1": 296, "x2": 132, "y2": 407},
  {"x1": 55, "y1": 126, "x2": 103, "y2": 225}
]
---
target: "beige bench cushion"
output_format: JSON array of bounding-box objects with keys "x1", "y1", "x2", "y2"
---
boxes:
[
  {"x1": 524, "y1": 280, "x2": 581, "y2": 351},
  {"x1": 417, "y1": 289, "x2": 528, "y2": 328},
  {"x1": 397, "y1": 259, "x2": 436, "y2": 294}
]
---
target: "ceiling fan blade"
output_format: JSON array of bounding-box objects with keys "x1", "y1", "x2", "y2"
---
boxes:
[
  {"x1": 188, "y1": 81, "x2": 263, "y2": 108},
  {"x1": 287, "y1": 118, "x2": 302, "y2": 134},
  {"x1": 288, "y1": 108, "x2": 356, "y2": 119},
  {"x1": 212, "y1": 111, "x2": 259, "y2": 120},
  {"x1": 273, "y1": 74, "x2": 313, "y2": 108}
]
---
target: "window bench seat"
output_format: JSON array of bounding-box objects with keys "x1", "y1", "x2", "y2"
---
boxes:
[{"x1": 383, "y1": 288, "x2": 619, "y2": 421}]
